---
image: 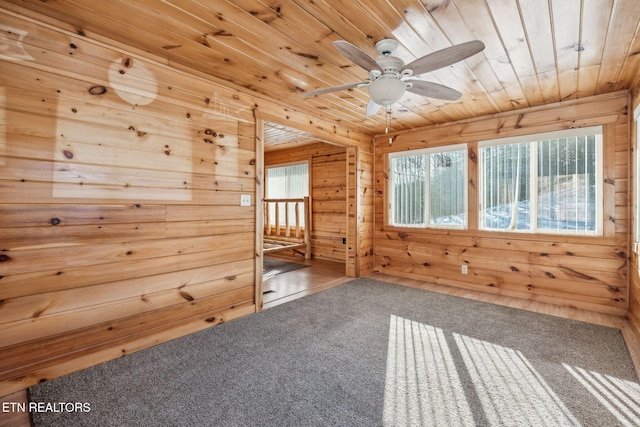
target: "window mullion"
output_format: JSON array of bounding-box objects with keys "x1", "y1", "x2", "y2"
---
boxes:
[
  {"x1": 531, "y1": 141, "x2": 538, "y2": 233},
  {"x1": 424, "y1": 154, "x2": 430, "y2": 225}
]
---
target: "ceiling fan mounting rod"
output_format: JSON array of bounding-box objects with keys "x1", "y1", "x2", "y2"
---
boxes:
[{"x1": 375, "y1": 39, "x2": 400, "y2": 56}]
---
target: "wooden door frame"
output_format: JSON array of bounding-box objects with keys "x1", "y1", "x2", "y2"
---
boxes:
[
  {"x1": 254, "y1": 118, "x2": 265, "y2": 312},
  {"x1": 255, "y1": 116, "x2": 366, "y2": 312}
]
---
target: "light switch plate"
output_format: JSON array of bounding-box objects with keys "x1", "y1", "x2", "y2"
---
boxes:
[{"x1": 240, "y1": 194, "x2": 251, "y2": 206}]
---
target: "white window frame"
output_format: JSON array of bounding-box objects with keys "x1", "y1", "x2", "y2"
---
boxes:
[
  {"x1": 388, "y1": 143, "x2": 468, "y2": 230},
  {"x1": 479, "y1": 126, "x2": 603, "y2": 236}
]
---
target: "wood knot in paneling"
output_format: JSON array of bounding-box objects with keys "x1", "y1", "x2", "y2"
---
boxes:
[
  {"x1": 249, "y1": 6, "x2": 281, "y2": 23},
  {"x1": 426, "y1": 0, "x2": 452, "y2": 13},
  {"x1": 468, "y1": 148, "x2": 477, "y2": 163},
  {"x1": 558, "y1": 266, "x2": 596, "y2": 280},
  {"x1": 179, "y1": 291, "x2": 194, "y2": 302},
  {"x1": 88, "y1": 85, "x2": 107, "y2": 95}
]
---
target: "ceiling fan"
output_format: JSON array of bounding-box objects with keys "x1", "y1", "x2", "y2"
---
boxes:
[{"x1": 302, "y1": 38, "x2": 485, "y2": 116}]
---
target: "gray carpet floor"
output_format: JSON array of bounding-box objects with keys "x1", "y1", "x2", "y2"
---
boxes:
[{"x1": 30, "y1": 278, "x2": 640, "y2": 426}]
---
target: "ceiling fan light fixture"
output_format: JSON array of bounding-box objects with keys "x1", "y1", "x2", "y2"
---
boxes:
[{"x1": 367, "y1": 78, "x2": 406, "y2": 106}]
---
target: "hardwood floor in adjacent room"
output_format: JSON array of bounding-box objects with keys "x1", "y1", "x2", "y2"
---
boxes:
[{"x1": 262, "y1": 255, "x2": 350, "y2": 309}]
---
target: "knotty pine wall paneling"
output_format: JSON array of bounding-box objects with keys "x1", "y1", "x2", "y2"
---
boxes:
[
  {"x1": 0, "y1": 11, "x2": 258, "y2": 395},
  {"x1": 374, "y1": 92, "x2": 630, "y2": 316},
  {"x1": 265, "y1": 143, "x2": 347, "y2": 264}
]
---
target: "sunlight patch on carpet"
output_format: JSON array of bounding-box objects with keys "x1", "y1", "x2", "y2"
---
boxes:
[
  {"x1": 383, "y1": 314, "x2": 582, "y2": 427},
  {"x1": 383, "y1": 314, "x2": 474, "y2": 427},
  {"x1": 564, "y1": 364, "x2": 640, "y2": 426},
  {"x1": 454, "y1": 333, "x2": 579, "y2": 426}
]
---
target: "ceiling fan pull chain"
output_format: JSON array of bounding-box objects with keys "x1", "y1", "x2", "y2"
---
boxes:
[{"x1": 386, "y1": 105, "x2": 392, "y2": 144}]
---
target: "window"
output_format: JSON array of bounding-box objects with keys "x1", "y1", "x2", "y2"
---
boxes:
[
  {"x1": 389, "y1": 144, "x2": 467, "y2": 229},
  {"x1": 479, "y1": 126, "x2": 602, "y2": 235},
  {"x1": 265, "y1": 161, "x2": 309, "y2": 226}
]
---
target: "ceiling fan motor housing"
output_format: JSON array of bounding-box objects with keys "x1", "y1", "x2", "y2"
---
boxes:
[{"x1": 374, "y1": 56, "x2": 404, "y2": 76}]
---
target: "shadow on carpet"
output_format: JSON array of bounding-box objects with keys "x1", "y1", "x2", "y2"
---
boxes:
[
  {"x1": 263, "y1": 256, "x2": 309, "y2": 280},
  {"x1": 29, "y1": 278, "x2": 640, "y2": 426}
]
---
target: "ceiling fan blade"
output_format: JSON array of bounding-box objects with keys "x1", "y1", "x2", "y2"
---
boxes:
[
  {"x1": 406, "y1": 80, "x2": 462, "y2": 101},
  {"x1": 402, "y1": 40, "x2": 485, "y2": 76},
  {"x1": 366, "y1": 99, "x2": 382, "y2": 116},
  {"x1": 301, "y1": 81, "x2": 368, "y2": 98},
  {"x1": 333, "y1": 40, "x2": 383, "y2": 73}
]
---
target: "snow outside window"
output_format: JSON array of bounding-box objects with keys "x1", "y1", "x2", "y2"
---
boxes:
[{"x1": 479, "y1": 126, "x2": 603, "y2": 235}]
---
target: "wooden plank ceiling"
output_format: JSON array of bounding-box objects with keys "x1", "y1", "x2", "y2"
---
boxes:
[
  {"x1": 4, "y1": 0, "x2": 640, "y2": 146},
  {"x1": 263, "y1": 121, "x2": 322, "y2": 152}
]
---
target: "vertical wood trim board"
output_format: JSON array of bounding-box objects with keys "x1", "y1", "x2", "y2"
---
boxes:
[
  {"x1": 629, "y1": 88, "x2": 640, "y2": 339},
  {"x1": 346, "y1": 147, "x2": 358, "y2": 277},
  {"x1": 254, "y1": 118, "x2": 265, "y2": 311},
  {"x1": 357, "y1": 147, "x2": 375, "y2": 276}
]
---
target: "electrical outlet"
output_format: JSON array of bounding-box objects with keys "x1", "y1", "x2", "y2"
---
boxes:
[
  {"x1": 240, "y1": 194, "x2": 251, "y2": 206},
  {"x1": 461, "y1": 264, "x2": 468, "y2": 274}
]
